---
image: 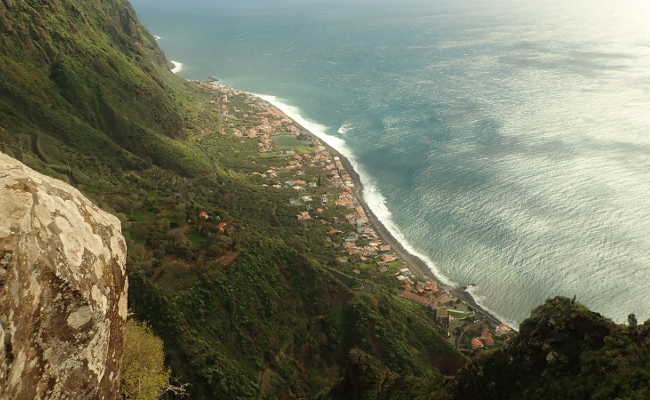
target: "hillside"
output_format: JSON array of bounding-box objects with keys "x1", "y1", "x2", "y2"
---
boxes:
[
  {"x1": 452, "y1": 297, "x2": 650, "y2": 400},
  {"x1": 0, "y1": 1, "x2": 648, "y2": 400},
  {"x1": 0, "y1": 1, "x2": 463, "y2": 398}
]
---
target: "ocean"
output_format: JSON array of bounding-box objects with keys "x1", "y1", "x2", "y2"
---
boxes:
[{"x1": 131, "y1": 0, "x2": 650, "y2": 326}]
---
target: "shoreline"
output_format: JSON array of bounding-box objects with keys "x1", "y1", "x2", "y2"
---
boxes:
[
  {"x1": 321, "y1": 126, "x2": 504, "y2": 328},
  {"x1": 251, "y1": 93, "x2": 507, "y2": 329}
]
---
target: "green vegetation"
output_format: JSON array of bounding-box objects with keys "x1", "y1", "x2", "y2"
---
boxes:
[
  {"x1": 450, "y1": 297, "x2": 650, "y2": 400},
  {"x1": 121, "y1": 320, "x2": 172, "y2": 400},
  {"x1": 1, "y1": 1, "x2": 648, "y2": 400}
]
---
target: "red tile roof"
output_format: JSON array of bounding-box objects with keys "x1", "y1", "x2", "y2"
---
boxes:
[{"x1": 401, "y1": 291, "x2": 433, "y2": 307}]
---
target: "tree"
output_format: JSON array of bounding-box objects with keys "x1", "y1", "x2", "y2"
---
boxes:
[{"x1": 121, "y1": 319, "x2": 174, "y2": 400}]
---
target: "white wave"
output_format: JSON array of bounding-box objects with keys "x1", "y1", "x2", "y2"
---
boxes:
[
  {"x1": 170, "y1": 61, "x2": 184, "y2": 74},
  {"x1": 466, "y1": 285, "x2": 519, "y2": 331},
  {"x1": 255, "y1": 93, "x2": 457, "y2": 289},
  {"x1": 154, "y1": 35, "x2": 162, "y2": 41},
  {"x1": 337, "y1": 122, "x2": 354, "y2": 135}
]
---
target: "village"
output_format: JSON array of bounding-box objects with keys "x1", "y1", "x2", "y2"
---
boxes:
[{"x1": 191, "y1": 80, "x2": 514, "y2": 352}]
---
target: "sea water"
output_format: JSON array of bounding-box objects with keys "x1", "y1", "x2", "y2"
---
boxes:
[{"x1": 132, "y1": 0, "x2": 650, "y2": 326}]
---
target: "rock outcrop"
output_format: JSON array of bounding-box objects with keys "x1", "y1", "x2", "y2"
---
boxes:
[{"x1": 0, "y1": 152, "x2": 128, "y2": 400}]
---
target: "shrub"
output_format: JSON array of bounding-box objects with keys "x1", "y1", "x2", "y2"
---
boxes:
[{"x1": 121, "y1": 319, "x2": 171, "y2": 400}]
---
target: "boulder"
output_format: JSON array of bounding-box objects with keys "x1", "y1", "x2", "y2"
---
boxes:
[{"x1": 0, "y1": 152, "x2": 128, "y2": 400}]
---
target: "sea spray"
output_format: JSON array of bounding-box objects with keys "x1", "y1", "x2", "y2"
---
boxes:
[
  {"x1": 170, "y1": 61, "x2": 184, "y2": 74},
  {"x1": 337, "y1": 123, "x2": 354, "y2": 135},
  {"x1": 467, "y1": 285, "x2": 519, "y2": 330}
]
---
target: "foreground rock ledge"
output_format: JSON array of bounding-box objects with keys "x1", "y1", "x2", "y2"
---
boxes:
[{"x1": 0, "y1": 152, "x2": 128, "y2": 400}]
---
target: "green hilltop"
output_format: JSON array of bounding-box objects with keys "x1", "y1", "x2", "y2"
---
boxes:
[{"x1": 0, "y1": 1, "x2": 648, "y2": 399}]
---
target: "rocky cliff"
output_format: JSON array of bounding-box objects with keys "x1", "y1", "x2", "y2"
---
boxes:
[{"x1": 0, "y1": 152, "x2": 128, "y2": 400}]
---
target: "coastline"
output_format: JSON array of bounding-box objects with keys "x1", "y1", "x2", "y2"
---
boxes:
[{"x1": 252, "y1": 94, "x2": 507, "y2": 330}]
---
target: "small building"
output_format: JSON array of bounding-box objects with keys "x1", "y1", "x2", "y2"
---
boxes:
[
  {"x1": 437, "y1": 308, "x2": 450, "y2": 329},
  {"x1": 216, "y1": 222, "x2": 228, "y2": 233},
  {"x1": 401, "y1": 290, "x2": 433, "y2": 307},
  {"x1": 424, "y1": 280, "x2": 438, "y2": 292},
  {"x1": 198, "y1": 211, "x2": 209, "y2": 220},
  {"x1": 297, "y1": 211, "x2": 312, "y2": 221},
  {"x1": 495, "y1": 323, "x2": 513, "y2": 337},
  {"x1": 344, "y1": 232, "x2": 359, "y2": 243},
  {"x1": 471, "y1": 338, "x2": 485, "y2": 350},
  {"x1": 481, "y1": 331, "x2": 495, "y2": 347}
]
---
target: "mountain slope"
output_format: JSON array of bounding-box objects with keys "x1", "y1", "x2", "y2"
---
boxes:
[
  {"x1": 0, "y1": 0, "x2": 206, "y2": 179},
  {"x1": 0, "y1": 1, "x2": 464, "y2": 398}
]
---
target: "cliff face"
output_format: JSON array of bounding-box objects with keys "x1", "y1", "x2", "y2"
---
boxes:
[{"x1": 0, "y1": 152, "x2": 128, "y2": 400}]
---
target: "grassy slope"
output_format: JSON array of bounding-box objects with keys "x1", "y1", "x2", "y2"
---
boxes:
[{"x1": 0, "y1": 1, "x2": 461, "y2": 398}]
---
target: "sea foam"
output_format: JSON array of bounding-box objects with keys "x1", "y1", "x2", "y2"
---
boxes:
[
  {"x1": 466, "y1": 285, "x2": 519, "y2": 330},
  {"x1": 170, "y1": 61, "x2": 184, "y2": 74},
  {"x1": 337, "y1": 122, "x2": 354, "y2": 135}
]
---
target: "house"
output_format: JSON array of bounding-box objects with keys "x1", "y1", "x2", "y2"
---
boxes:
[
  {"x1": 198, "y1": 211, "x2": 209, "y2": 220},
  {"x1": 401, "y1": 291, "x2": 433, "y2": 307},
  {"x1": 495, "y1": 323, "x2": 512, "y2": 337},
  {"x1": 437, "y1": 308, "x2": 450, "y2": 329},
  {"x1": 424, "y1": 280, "x2": 438, "y2": 292},
  {"x1": 344, "y1": 232, "x2": 359, "y2": 243},
  {"x1": 379, "y1": 244, "x2": 392, "y2": 252},
  {"x1": 216, "y1": 222, "x2": 228, "y2": 233},
  {"x1": 471, "y1": 338, "x2": 485, "y2": 350},
  {"x1": 481, "y1": 331, "x2": 495, "y2": 347},
  {"x1": 297, "y1": 211, "x2": 312, "y2": 221}
]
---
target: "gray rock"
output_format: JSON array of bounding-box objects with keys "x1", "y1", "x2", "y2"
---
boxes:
[{"x1": 0, "y1": 152, "x2": 128, "y2": 400}]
